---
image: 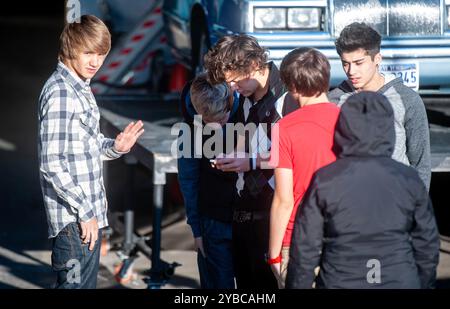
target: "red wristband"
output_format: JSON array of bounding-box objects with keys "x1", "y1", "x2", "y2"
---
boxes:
[{"x1": 267, "y1": 254, "x2": 282, "y2": 265}]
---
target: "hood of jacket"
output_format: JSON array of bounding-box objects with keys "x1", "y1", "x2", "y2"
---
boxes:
[{"x1": 334, "y1": 91, "x2": 395, "y2": 158}]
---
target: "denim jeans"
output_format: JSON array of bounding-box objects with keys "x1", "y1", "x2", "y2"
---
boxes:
[
  {"x1": 197, "y1": 217, "x2": 235, "y2": 289},
  {"x1": 51, "y1": 222, "x2": 102, "y2": 289}
]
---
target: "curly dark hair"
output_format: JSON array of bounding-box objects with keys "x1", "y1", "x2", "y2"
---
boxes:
[
  {"x1": 335, "y1": 22, "x2": 381, "y2": 59},
  {"x1": 204, "y1": 34, "x2": 268, "y2": 84},
  {"x1": 280, "y1": 47, "x2": 330, "y2": 97}
]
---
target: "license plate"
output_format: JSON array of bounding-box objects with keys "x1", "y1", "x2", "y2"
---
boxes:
[{"x1": 380, "y1": 61, "x2": 419, "y2": 91}]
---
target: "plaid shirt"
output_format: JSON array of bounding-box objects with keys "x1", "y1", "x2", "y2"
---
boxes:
[{"x1": 38, "y1": 61, "x2": 123, "y2": 238}]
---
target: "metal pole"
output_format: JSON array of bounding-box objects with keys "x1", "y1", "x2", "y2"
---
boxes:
[
  {"x1": 123, "y1": 155, "x2": 136, "y2": 253},
  {"x1": 152, "y1": 184, "x2": 164, "y2": 266},
  {"x1": 124, "y1": 210, "x2": 134, "y2": 252}
]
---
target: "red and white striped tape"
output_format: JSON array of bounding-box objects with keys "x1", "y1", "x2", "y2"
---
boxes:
[{"x1": 92, "y1": 2, "x2": 167, "y2": 94}]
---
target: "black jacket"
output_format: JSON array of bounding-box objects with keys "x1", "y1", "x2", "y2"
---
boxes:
[
  {"x1": 177, "y1": 81, "x2": 239, "y2": 234},
  {"x1": 286, "y1": 92, "x2": 440, "y2": 289},
  {"x1": 234, "y1": 62, "x2": 298, "y2": 211}
]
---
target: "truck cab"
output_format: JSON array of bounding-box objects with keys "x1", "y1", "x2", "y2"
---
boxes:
[{"x1": 163, "y1": 0, "x2": 450, "y2": 94}]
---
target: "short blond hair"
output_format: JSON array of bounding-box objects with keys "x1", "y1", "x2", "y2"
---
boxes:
[
  {"x1": 190, "y1": 73, "x2": 232, "y2": 120},
  {"x1": 59, "y1": 15, "x2": 111, "y2": 61}
]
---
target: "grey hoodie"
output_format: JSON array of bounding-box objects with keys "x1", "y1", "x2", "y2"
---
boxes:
[{"x1": 329, "y1": 77, "x2": 431, "y2": 191}]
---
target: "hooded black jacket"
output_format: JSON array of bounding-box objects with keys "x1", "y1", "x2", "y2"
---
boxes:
[{"x1": 286, "y1": 92, "x2": 440, "y2": 289}]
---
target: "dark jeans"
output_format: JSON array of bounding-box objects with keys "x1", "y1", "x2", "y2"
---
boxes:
[
  {"x1": 51, "y1": 222, "x2": 102, "y2": 289},
  {"x1": 197, "y1": 217, "x2": 235, "y2": 289},
  {"x1": 233, "y1": 216, "x2": 278, "y2": 289}
]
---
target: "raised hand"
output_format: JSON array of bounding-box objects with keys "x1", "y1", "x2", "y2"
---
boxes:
[{"x1": 114, "y1": 120, "x2": 145, "y2": 153}]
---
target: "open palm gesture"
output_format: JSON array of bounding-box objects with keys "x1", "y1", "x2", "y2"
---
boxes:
[{"x1": 114, "y1": 120, "x2": 145, "y2": 153}]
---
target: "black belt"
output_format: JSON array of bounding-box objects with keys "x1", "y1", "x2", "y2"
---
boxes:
[{"x1": 232, "y1": 210, "x2": 269, "y2": 223}]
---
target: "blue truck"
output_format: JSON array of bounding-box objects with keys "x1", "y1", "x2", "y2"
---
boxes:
[{"x1": 163, "y1": 0, "x2": 450, "y2": 94}]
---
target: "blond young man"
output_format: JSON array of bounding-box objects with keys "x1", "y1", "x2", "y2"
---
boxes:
[
  {"x1": 38, "y1": 15, "x2": 143, "y2": 288},
  {"x1": 178, "y1": 73, "x2": 240, "y2": 288}
]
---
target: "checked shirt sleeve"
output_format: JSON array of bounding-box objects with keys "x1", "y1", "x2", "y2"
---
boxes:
[{"x1": 97, "y1": 133, "x2": 127, "y2": 161}]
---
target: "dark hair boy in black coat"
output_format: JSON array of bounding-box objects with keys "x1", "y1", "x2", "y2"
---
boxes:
[{"x1": 286, "y1": 91, "x2": 440, "y2": 289}]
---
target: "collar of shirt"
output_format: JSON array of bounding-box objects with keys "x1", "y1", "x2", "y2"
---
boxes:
[
  {"x1": 57, "y1": 61, "x2": 97, "y2": 109},
  {"x1": 255, "y1": 62, "x2": 285, "y2": 104},
  {"x1": 57, "y1": 61, "x2": 91, "y2": 93},
  {"x1": 381, "y1": 72, "x2": 396, "y2": 85},
  {"x1": 243, "y1": 62, "x2": 286, "y2": 122}
]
